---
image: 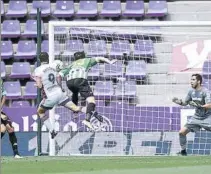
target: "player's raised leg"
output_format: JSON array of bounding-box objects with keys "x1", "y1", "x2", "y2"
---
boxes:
[{"x1": 66, "y1": 78, "x2": 103, "y2": 129}]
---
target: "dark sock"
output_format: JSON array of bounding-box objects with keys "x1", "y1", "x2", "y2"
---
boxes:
[
  {"x1": 9, "y1": 132, "x2": 19, "y2": 156},
  {"x1": 86, "y1": 103, "x2": 95, "y2": 122},
  {"x1": 179, "y1": 133, "x2": 187, "y2": 150},
  {"x1": 1, "y1": 132, "x2": 5, "y2": 138}
]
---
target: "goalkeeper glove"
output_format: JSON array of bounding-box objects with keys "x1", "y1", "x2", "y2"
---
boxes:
[
  {"x1": 188, "y1": 101, "x2": 202, "y2": 108},
  {"x1": 172, "y1": 97, "x2": 183, "y2": 105}
]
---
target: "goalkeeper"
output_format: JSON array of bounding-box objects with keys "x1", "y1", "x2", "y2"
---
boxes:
[
  {"x1": 59, "y1": 51, "x2": 117, "y2": 129},
  {"x1": 172, "y1": 74, "x2": 211, "y2": 156}
]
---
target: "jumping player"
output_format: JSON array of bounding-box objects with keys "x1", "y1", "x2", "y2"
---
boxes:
[
  {"x1": 172, "y1": 74, "x2": 211, "y2": 156},
  {"x1": 0, "y1": 79, "x2": 22, "y2": 158},
  {"x1": 32, "y1": 52, "x2": 85, "y2": 138},
  {"x1": 59, "y1": 51, "x2": 117, "y2": 129}
]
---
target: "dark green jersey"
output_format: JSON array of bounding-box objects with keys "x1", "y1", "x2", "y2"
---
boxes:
[{"x1": 59, "y1": 58, "x2": 97, "y2": 80}]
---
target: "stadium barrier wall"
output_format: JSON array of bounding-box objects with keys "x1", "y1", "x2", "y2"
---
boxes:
[{"x1": 1, "y1": 107, "x2": 211, "y2": 156}]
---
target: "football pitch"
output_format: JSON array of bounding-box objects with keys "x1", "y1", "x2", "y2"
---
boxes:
[{"x1": 1, "y1": 156, "x2": 211, "y2": 174}]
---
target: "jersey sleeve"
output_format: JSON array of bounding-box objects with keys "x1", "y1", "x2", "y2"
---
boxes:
[
  {"x1": 204, "y1": 90, "x2": 211, "y2": 104},
  {"x1": 33, "y1": 67, "x2": 42, "y2": 77},
  {"x1": 185, "y1": 90, "x2": 192, "y2": 103},
  {"x1": 59, "y1": 65, "x2": 71, "y2": 77},
  {"x1": 89, "y1": 58, "x2": 98, "y2": 67}
]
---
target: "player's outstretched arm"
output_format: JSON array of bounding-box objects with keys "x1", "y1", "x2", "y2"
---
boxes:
[
  {"x1": 95, "y1": 57, "x2": 117, "y2": 64},
  {"x1": 202, "y1": 104, "x2": 211, "y2": 109},
  {"x1": 172, "y1": 97, "x2": 188, "y2": 106}
]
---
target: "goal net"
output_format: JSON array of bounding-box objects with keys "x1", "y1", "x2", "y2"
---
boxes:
[{"x1": 47, "y1": 21, "x2": 211, "y2": 156}]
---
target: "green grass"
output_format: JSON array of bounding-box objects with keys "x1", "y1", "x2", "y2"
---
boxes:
[{"x1": 1, "y1": 156, "x2": 211, "y2": 174}]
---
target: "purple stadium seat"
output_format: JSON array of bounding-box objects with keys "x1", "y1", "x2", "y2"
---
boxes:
[
  {"x1": 30, "y1": 0, "x2": 51, "y2": 17},
  {"x1": 146, "y1": 0, "x2": 168, "y2": 17},
  {"x1": 109, "y1": 40, "x2": 130, "y2": 59},
  {"x1": 92, "y1": 29, "x2": 114, "y2": 39},
  {"x1": 1, "y1": 20, "x2": 21, "y2": 38},
  {"x1": 94, "y1": 81, "x2": 114, "y2": 99},
  {"x1": 100, "y1": 0, "x2": 121, "y2": 17},
  {"x1": 87, "y1": 40, "x2": 107, "y2": 57},
  {"x1": 123, "y1": 0, "x2": 144, "y2": 17},
  {"x1": 1, "y1": 1, "x2": 4, "y2": 16},
  {"x1": 69, "y1": 27, "x2": 91, "y2": 37},
  {"x1": 88, "y1": 64, "x2": 100, "y2": 81},
  {"x1": 15, "y1": 40, "x2": 36, "y2": 60},
  {"x1": 53, "y1": 0, "x2": 74, "y2": 18},
  {"x1": 11, "y1": 101, "x2": 31, "y2": 107},
  {"x1": 1, "y1": 61, "x2": 6, "y2": 79},
  {"x1": 202, "y1": 60, "x2": 211, "y2": 79},
  {"x1": 3, "y1": 81, "x2": 22, "y2": 99},
  {"x1": 115, "y1": 80, "x2": 136, "y2": 98},
  {"x1": 54, "y1": 26, "x2": 66, "y2": 35},
  {"x1": 10, "y1": 62, "x2": 31, "y2": 79},
  {"x1": 1, "y1": 41, "x2": 13, "y2": 60},
  {"x1": 133, "y1": 40, "x2": 154, "y2": 57},
  {"x1": 23, "y1": 82, "x2": 37, "y2": 99},
  {"x1": 103, "y1": 61, "x2": 123, "y2": 78},
  {"x1": 76, "y1": 1, "x2": 97, "y2": 18},
  {"x1": 22, "y1": 20, "x2": 44, "y2": 38},
  {"x1": 125, "y1": 80, "x2": 136, "y2": 97},
  {"x1": 41, "y1": 40, "x2": 60, "y2": 56},
  {"x1": 62, "y1": 40, "x2": 84, "y2": 57},
  {"x1": 125, "y1": 60, "x2": 146, "y2": 80},
  {"x1": 6, "y1": 1, "x2": 27, "y2": 18}
]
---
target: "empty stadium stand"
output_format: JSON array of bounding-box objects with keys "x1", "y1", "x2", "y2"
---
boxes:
[{"x1": 1, "y1": 0, "x2": 210, "y2": 107}]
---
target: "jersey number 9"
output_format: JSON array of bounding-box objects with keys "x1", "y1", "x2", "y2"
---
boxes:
[{"x1": 48, "y1": 73, "x2": 55, "y2": 84}]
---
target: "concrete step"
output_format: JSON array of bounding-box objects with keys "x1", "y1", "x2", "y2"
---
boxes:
[
  {"x1": 154, "y1": 53, "x2": 172, "y2": 64},
  {"x1": 148, "y1": 73, "x2": 191, "y2": 84},
  {"x1": 137, "y1": 84, "x2": 189, "y2": 95},
  {"x1": 154, "y1": 43, "x2": 173, "y2": 54},
  {"x1": 147, "y1": 63, "x2": 170, "y2": 74},
  {"x1": 136, "y1": 94, "x2": 185, "y2": 106}
]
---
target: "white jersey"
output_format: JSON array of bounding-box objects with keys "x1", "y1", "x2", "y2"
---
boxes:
[{"x1": 33, "y1": 64, "x2": 61, "y2": 97}]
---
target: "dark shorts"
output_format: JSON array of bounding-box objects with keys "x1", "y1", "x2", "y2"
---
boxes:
[
  {"x1": 66, "y1": 78, "x2": 94, "y2": 99},
  {"x1": 1, "y1": 112, "x2": 12, "y2": 126}
]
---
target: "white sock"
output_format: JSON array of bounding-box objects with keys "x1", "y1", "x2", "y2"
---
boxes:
[{"x1": 43, "y1": 119, "x2": 53, "y2": 132}]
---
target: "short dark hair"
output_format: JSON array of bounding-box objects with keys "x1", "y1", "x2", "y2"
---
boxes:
[
  {"x1": 192, "y1": 74, "x2": 202, "y2": 85},
  {"x1": 39, "y1": 52, "x2": 49, "y2": 63},
  {"x1": 74, "y1": 51, "x2": 85, "y2": 61}
]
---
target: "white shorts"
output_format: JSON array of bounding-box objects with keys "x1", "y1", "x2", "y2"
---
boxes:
[{"x1": 40, "y1": 88, "x2": 70, "y2": 110}]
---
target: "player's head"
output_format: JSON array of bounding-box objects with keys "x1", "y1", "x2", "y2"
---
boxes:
[
  {"x1": 73, "y1": 51, "x2": 85, "y2": 61},
  {"x1": 39, "y1": 52, "x2": 49, "y2": 64},
  {"x1": 51, "y1": 60, "x2": 64, "y2": 72},
  {"x1": 191, "y1": 74, "x2": 202, "y2": 89}
]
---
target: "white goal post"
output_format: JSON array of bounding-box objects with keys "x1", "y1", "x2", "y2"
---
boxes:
[{"x1": 48, "y1": 21, "x2": 211, "y2": 156}]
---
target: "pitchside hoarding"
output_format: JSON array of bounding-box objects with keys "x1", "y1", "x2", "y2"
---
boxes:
[{"x1": 1, "y1": 107, "x2": 211, "y2": 156}]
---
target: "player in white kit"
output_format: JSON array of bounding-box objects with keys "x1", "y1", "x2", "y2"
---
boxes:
[{"x1": 32, "y1": 52, "x2": 85, "y2": 138}]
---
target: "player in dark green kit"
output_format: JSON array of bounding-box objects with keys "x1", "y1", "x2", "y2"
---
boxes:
[
  {"x1": 0, "y1": 79, "x2": 22, "y2": 158},
  {"x1": 172, "y1": 74, "x2": 211, "y2": 156},
  {"x1": 59, "y1": 51, "x2": 117, "y2": 129}
]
